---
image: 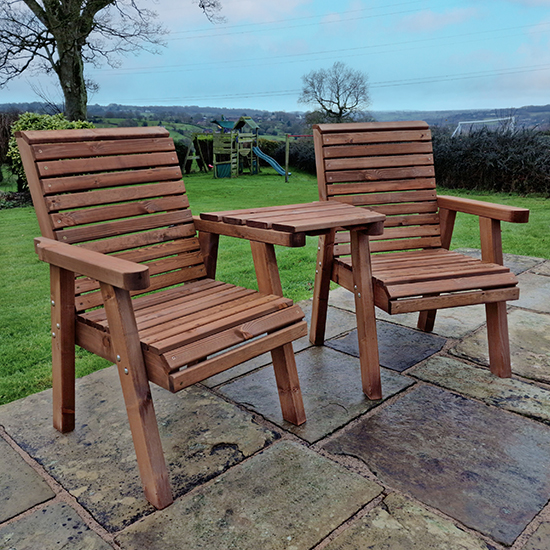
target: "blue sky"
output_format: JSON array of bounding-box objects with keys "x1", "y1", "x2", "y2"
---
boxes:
[{"x1": 3, "y1": 0, "x2": 550, "y2": 113}]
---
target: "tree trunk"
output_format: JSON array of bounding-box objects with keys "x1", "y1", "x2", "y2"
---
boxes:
[{"x1": 56, "y1": 42, "x2": 88, "y2": 121}]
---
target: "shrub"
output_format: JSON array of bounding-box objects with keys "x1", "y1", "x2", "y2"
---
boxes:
[
  {"x1": 273, "y1": 137, "x2": 316, "y2": 175},
  {"x1": 432, "y1": 126, "x2": 550, "y2": 196},
  {"x1": 7, "y1": 113, "x2": 95, "y2": 192}
]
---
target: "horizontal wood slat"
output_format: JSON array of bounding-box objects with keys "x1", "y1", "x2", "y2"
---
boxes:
[
  {"x1": 325, "y1": 154, "x2": 433, "y2": 171},
  {"x1": 38, "y1": 151, "x2": 178, "y2": 177},
  {"x1": 56, "y1": 210, "x2": 193, "y2": 244},
  {"x1": 42, "y1": 167, "x2": 183, "y2": 194},
  {"x1": 323, "y1": 141, "x2": 433, "y2": 159},
  {"x1": 333, "y1": 189, "x2": 437, "y2": 206},
  {"x1": 33, "y1": 137, "x2": 175, "y2": 161},
  {"x1": 45, "y1": 181, "x2": 187, "y2": 211},
  {"x1": 326, "y1": 165, "x2": 435, "y2": 184},
  {"x1": 327, "y1": 178, "x2": 436, "y2": 196},
  {"x1": 321, "y1": 129, "x2": 431, "y2": 146},
  {"x1": 17, "y1": 126, "x2": 169, "y2": 144}
]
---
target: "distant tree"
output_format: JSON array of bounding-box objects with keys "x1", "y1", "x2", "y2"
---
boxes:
[
  {"x1": 299, "y1": 61, "x2": 371, "y2": 123},
  {"x1": 0, "y1": 0, "x2": 224, "y2": 121}
]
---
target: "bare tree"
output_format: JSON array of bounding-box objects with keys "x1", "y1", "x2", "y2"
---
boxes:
[
  {"x1": 299, "y1": 61, "x2": 370, "y2": 123},
  {"x1": 0, "y1": 0, "x2": 223, "y2": 121}
]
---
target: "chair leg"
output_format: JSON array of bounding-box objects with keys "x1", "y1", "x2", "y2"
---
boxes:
[
  {"x1": 100, "y1": 283, "x2": 173, "y2": 509},
  {"x1": 417, "y1": 309, "x2": 437, "y2": 332},
  {"x1": 271, "y1": 344, "x2": 306, "y2": 426},
  {"x1": 485, "y1": 301, "x2": 512, "y2": 378},
  {"x1": 350, "y1": 229, "x2": 382, "y2": 400},
  {"x1": 50, "y1": 266, "x2": 76, "y2": 433},
  {"x1": 310, "y1": 231, "x2": 335, "y2": 346}
]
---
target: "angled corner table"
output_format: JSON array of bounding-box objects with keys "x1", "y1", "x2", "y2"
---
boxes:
[{"x1": 194, "y1": 201, "x2": 386, "y2": 400}]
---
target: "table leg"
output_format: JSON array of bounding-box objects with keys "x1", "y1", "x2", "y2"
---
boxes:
[
  {"x1": 250, "y1": 241, "x2": 306, "y2": 425},
  {"x1": 198, "y1": 230, "x2": 220, "y2": 279},
  {"x1": 350, "y1": 229, "x2": 382, "y2": 400}
]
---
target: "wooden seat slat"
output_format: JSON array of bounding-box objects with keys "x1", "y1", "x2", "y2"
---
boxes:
[
  {"x1": 200, "y1": 201, "x2": 323, "y2": 222},
  {"x1": 113, "y1": 238, "x2": 201, "y2": 264},
  {"x1": 42, "y1": 167, "x2": 183, "y2": 194},
  {"x1": 33, "y1": 137, "x2": 176, "y2": 161},
  {"x1": 38, "y1": 151, "x2": 178, "y2": 178},
  {"x1": 148, "y1": 297, "x2": 293, "y2": 354},
  {"x1": 325, "y1": 153, "x2": 434, "y2": 171},
  {"x1": 166, "y1": 305, "x2": 306, "y2": 370},
  {"x1": 366, "y1": 202, "x2": 439, "y2": 215},
  {"x1": 45, "y1": 181, "x2": 187, "y2": 211},
  {"x1": 332, "y1": 190, "x2": 437, "y2": 206}
]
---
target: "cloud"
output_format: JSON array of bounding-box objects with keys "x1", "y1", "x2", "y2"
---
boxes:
[{"x1": 397, "y1": 8, "x2": 480, "y2": 33}]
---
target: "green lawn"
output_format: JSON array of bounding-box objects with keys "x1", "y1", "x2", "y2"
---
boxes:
[{"x1": 0, "y1": 167, "x2": 548, "y2": 405}]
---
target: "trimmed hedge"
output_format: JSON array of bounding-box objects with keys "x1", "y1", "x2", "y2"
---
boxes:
[{"x1": 432, "y1": 126, "x2": 550, "y2": 196}]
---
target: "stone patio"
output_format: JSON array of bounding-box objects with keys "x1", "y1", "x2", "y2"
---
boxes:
[{"x1": 1, "y1": 253, "x2": 550, "y2": 549}]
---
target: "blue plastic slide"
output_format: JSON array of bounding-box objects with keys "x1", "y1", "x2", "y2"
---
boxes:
[{"x1": 253, "y1": 146, "x2": 288, "y2": 176}]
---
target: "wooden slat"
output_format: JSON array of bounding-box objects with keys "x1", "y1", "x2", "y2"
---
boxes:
[
  {"x1": 327, "y1": 178, "x2": 436, "y2": 196},
  {"x1": 369, "y1": 236, "x2": 442, "y2": 253},
  {"x1": 323, "y1": 141, "x2": 433, "y2": 159},
  {"x1": 114, "y1": 239, "x2": 201, "y2": 264},
  {"x1": 42, "y1": 166, "x2": 183, "y2": 194},
  {"x1": 315, "y1": 121, "x2": 429, "y2": 133},
  {"x1": 18, "y1": 126, "x2": 169, "y2": 144},
  {"x1": 51, "y1": 196, "x2": 189, "y2": 228},
  {"x1": 321, "y1": 129, "x2": 431, "y2": 146},
  {"x1": 165, "y1": 305, "x2": 305, "y2": 369},
  {"x1": 33, "y1": 137, "x2": 175, "y2": 161},
  {"x1": 38, "y1": 151, "x2": 178, "y2": 178},
  {"x1": 56, "y1": 211, "x2": 192, "y2": 244},
  {"x1": 333, "y1": 189, "x2": 437, "y2": 207},
  {"x1": 326, "y1": 165, "x2": 435, "y2": 184},
  {"x1": 325, "y1": 153, "x2": 433, "y2": 171},
  {"x1": 79, "y1": 224, "x2": 196, "y2": 254},
  {"x1": 200, "y1": 202, "x2": 323, "y2": 222},
  {"x1": 45, "y1": 180, "x2": 186, "y2": 211}
]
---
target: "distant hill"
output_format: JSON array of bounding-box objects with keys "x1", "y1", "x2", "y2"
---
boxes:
[{"x1": 1, "y1": 101, "x2": 549, "y2": 130}]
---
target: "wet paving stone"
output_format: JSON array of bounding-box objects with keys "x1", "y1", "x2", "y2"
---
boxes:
[
  {"x1": 326, "y1": 321, "x2": 446, "y2": 372},
  {"x1": 515, "y1": 272, "x2": 550, "y2": 313},
  {"x1": 323, "y1": 384, "x2": 550, "y2": 545},
  {"x1": 410, "y1": 356, "x2": 550, "y2": 424},
  {"x1": 452, "y1": 308, "x2": 550, "y2": 383},
  {"x1": 0, "y1": 502, "x2": 111, "y2": 550},
  {"x1": 203, "y1": 301, "x2": 358, "y2": 387},
  {"x1": 0, "y1": 437, "x2": 54, "y2": 522},
  {"x1": 0, "y1": 367, "x2": 277, "y2": 532},
  {"x1": 116, "y1": 440, "x2": 383, "y2": 550},
  {"x1": 324, "y1": 493, "x2": 493, "y2": 550},
  {"x1": 219, "y1": 346, "x2": 414, "y2": 443},
  {"x1": 524, "y1": 522, "x2": 550, "y2": 550}
]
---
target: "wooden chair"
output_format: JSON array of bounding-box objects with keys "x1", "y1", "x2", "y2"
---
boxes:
[
  {"x1": 310, "y1": 121, "x2": 529, "y2": 397},
  {"x1": 16, "y1": 127, "x2": 307, "y2": 509}
]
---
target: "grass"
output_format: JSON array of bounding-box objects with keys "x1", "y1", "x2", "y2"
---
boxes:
[{"x1": 0, "y1": 167, "x2": 548, "y2": 405}]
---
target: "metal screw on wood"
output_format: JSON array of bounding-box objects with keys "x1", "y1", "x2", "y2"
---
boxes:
[
  {"x1": 51, "y1": 300, "x2": 55, "y2": 306},
  {"x1": 124, "y1": 368, "x2": 129, "y2": 375},
  {"x1": 52, "y1": 332, "x2": 56, "y2": 338},
  {"x1": 116, "y1": 355, "x2": 121, "y2": 362}
]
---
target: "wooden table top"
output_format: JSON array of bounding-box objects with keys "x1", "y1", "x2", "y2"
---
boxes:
[{"x1": 200, "y1": 201, "x2": 385, "y2": 234}]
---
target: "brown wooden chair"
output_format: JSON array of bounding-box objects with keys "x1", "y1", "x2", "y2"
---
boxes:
[
  {"x1": 16, "y1": 127, "x2": 307, "y2": 509},
  {"x1": 310, "y1": 121, "x2": 529, "y2": 397}
]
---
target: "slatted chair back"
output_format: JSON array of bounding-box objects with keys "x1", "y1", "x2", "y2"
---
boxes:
[
  {"x1": 313, "y1": 121, "x2": 441, "y2": 257},
  {"x1": 17, "y1": 127, "x2": 206, "y2": 313}
]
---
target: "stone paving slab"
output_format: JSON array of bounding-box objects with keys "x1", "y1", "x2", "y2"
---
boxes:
[
  {"x1": 454, "y1": 248, "x2": 544, "y2": 275},
  {"x1": 410, "y1": 356, "x2": 550, "y2": 424},
  {"x1": 452, "y1": 308, "x2": 550, "y2": 383},
  {"x1": 116, "y1": 440, "x2": 383, "y2": 550},
  {"x1": 524, "y1": 522, "x2": 550, "y2": 550},
  {"x1": 514, "y1": 272, "x2": 550, "y2": 313},
  {"x1": 532, "y1": 260, "x2": 550, "y2": 277},
  {"x1": 0, "y1": 437, "x2": 54, "y2": 523},
  {"x1": 219, "y1": 346, "x2": 414, "y2": 443},
  {"x1": 324, "y1": 493, "x2": 493, "y2": 550},
  {"x1": 323, "y1": 384, "x2": 550, "y2": 545},
  {"x1": 328, "y1": 286, "x2": 486, "y2": 339},
  {"x1": 0, "y1": 367, "x2": 276, "y2": 532},
  {"x1": 0, "y1": 502, "x2": 112, "y2": 550},
  {"x1": 326, "y1": 322, "x2": 446, "y2": 372},
  {"x1": 203, "y1": 301, "x2": 358, "y2": 387}
]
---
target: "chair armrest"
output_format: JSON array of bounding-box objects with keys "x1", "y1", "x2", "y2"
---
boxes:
[
  {"x1": 193, "y1": 216, "x2": 306, "y2": 247},
  {"x1": 34, "y1": 237, "x2": 150, "y2": 291},
  {"x1": 437, "y1": 195, "x2": 529, "y2": 223}
]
